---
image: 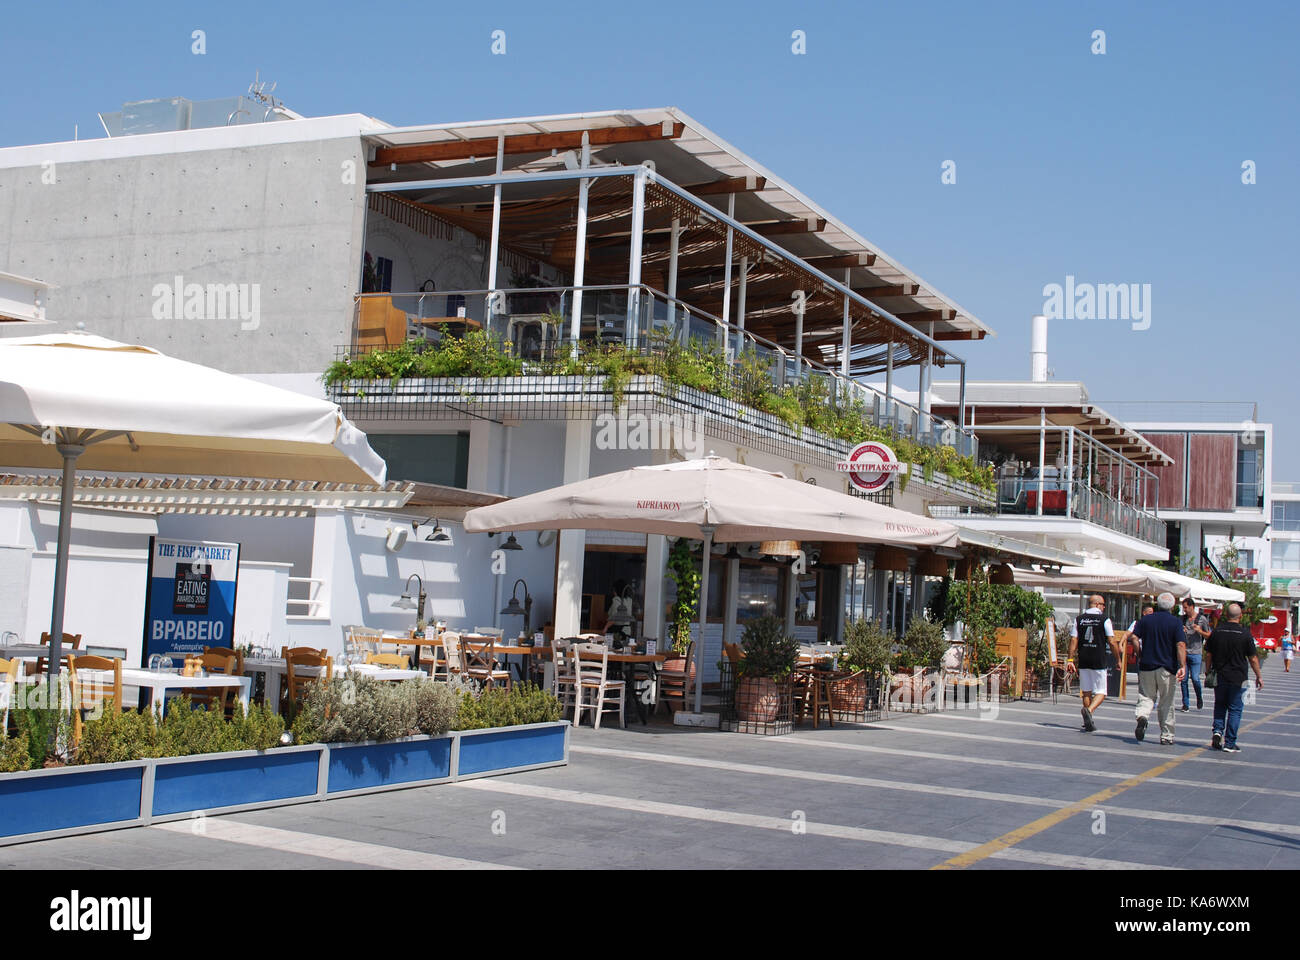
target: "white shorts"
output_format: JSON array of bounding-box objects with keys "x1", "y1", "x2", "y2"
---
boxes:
[
  {"x1": 1285, "y1": 649, "x2": 1294, "y2": 661},
  {"x1": 1080, "y1": 668, "x2": 1108, "y2": 693}
]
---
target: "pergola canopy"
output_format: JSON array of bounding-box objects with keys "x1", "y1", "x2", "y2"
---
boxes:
[{"x1": 364, "y1": 108, "x2": 992, "y2": 375}]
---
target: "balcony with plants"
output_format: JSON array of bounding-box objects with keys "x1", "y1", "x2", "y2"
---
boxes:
[{"x1": 324, "y1": 285, "x2": 994, "y2": 498}]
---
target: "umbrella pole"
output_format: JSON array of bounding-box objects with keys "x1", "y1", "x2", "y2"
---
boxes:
[
  {"x1": 693, "y1": 528, "x2": 714, "y2": 715},
  {"x1": 47, "y1": 442, "x2": 83, "y2": 711}
]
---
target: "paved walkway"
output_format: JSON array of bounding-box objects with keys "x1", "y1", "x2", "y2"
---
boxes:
[{"x1": 6, "y1": 658, "x2": 1297, "y2": 870}]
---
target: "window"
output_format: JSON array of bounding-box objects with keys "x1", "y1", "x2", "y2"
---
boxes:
[
  {"x1": 1273, "y1": 541, "x2": 1300, "y2": 571},
  {"x1": 795, "y1": 572, "x2": 820, "y2": 625},
  {"x1": 1237, "y1": 446, "x2": 1262, "y2": 508},
  {"x1": 1275, "y1": 502, "x2": 1300, "y2": 532},
  {"x1": 736, "y1": 563, "x2": 784, "y2": 623},
  {"x1": 365, "y1": 432, "x2": 469, "y2": 487}
]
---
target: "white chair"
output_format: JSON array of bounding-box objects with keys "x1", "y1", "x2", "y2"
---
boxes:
[
  {"x1": 428, "y1": 632, "x2": 460, "y2": 680},
  {"x1": 0, "y1": 657, "x2": 19, "y2": 731},
  {"x1": 550, "y1": 637, "x2": 577, "y2": 715},
  {"x1": 345, "y1": 626, "x2": 384, "y2": 660},
  {"x1": 572, "y1": 642, "x2": 625, "y2": 729}
]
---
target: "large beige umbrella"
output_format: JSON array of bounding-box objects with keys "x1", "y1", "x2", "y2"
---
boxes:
[
  {"x1": 464, "y1": 455, "x2": 960, "y2": 712},
  {"x1": 1013, "y1": 556, "x2": 1154, "y2": 595},
  {"x1": 0, "y1": 332, "x2": 386, "y2": 695},
  {"x1": 1143, "y1": 566, "x2": 1244, "y2": 604}
]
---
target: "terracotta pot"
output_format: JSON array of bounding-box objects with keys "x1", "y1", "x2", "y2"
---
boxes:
[
  {"x1": 736, "y1": 676, "x2": 780, "y2": 722},
  {"x1": 829, "y1": 671, "x2": 867, "y2": 712}
]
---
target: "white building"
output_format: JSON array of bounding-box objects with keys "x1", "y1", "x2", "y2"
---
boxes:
[{"x1": 0, "y1": 93, "x2": 1026, "y2": 678}]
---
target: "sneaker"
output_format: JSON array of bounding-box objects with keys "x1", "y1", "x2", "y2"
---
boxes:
[
  {"x1": 1223, "y1": 745, "x2": 1241, "y2": 753},
  {"x1": 1081, "y1": 705, "x2": 1095, "y2": 732},
  {"x1": 1135, "y1": 715, "x2": 1148, "y2": 741},
  {"x1": 1196, "y1": 700, "x2": 1204, "y2": 710},
  {"x1": 1179, "y1": 705, "x2": 1189, "y2": 712},
  {"x1": 1211, "y1": 732, "x2": 1223, "y2": 750},
  {"x1": 1160, "y1": 737, "x2": 1175, "y2": 745}
]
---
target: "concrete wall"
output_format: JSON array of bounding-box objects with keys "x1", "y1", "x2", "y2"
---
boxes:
[{"x1": 0, "y1": 136, "x2": 367, "y2": 376}]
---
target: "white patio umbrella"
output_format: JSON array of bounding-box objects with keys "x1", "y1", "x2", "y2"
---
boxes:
[
  {"x1": 1143, "y1": 566, "x2": 1244, "y2": 604},
  {"x1": 1013, "y1": 556, "x2": 1155, "y2": 595},
  {"x1": 463, "y1": 455, "x2": 960, "y2": 713},
  {"x1": 0, "y1": 332, "x2": 386, "y2": 695}
]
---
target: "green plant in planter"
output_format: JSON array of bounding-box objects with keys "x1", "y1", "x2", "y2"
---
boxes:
[
  {"x1": 841, "y1": 619, "x2": 893, "y2": 676},
  {"x1": 0, "y1": 731, "x2": 31, "y2": 772},
  {"x1": 666, "y1": 538, "x2": 701, "y2": 655},
  {"x1": 898, "y1": 617, "x2": 948, "y2": 671},
  {"x1": 737, "y1": 616, "x2": 799, "y2": 680}
]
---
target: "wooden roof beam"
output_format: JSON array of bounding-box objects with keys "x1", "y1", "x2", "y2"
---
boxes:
[{"x1": 371, "y1": 122, "x2": 685, "y2": 167}]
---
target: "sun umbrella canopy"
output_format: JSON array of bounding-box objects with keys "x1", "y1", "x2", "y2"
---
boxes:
[
  {"x1": 1143, "y1": 566, "x2": 1245, "y2": 604},
  {"x1": 0, "y1": 332, "x2": 388, "y2": 701},
  {"x1": 1013, "y1": 556, "x2": 1154, "y2": 595},
  {"x1": 0, "y1": 333, "x2": 384, "y2": 484},
  {"x1": 463, "y1": 455, "x2": 960, "y2": 547}
]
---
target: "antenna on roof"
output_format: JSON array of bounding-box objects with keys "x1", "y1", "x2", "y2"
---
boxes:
[{"x1": 247, "y1": 71, "x2": 285, "y2": 121}]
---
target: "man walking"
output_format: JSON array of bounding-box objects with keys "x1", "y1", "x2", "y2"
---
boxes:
[
  {"x1": 1203, "y1": 602, "x2": 1264, "y2": 753},
  {"x1": 1069, "y1": 595, "x2": 1122, "y2": 732},
  {"x1": 1180, "y1": 598, "x2": 1210, "y2": 711},
  {"x1": 1129, "y1": 592, "x2": 1187, "y2": 744}
]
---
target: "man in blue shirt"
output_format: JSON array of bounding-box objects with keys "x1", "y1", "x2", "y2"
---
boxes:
[{"x1": 1129, "y1": 592, "x2": 1188, "y2": 744}]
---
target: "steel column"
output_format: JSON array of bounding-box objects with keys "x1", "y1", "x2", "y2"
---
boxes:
[
  {"x1": 569, "y1": 134, "x2": 590, "y2": 342},
  {"x1": 626, "y1": 166, "x2": 647, "y2": 344}
]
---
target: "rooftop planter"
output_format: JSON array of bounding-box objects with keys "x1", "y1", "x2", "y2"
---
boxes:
[{"x1": 324, "y1": 335, "x2": 995, "y2": 494}]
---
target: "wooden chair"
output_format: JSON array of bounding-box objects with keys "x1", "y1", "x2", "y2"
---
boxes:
[
  {"x1": 459, "y1": 637, "x2": 511, "y2": 691},
  {"x1": 657, "y1": 641, "x2": 695, "y2": 716},
  {"x1": 0, "y1": 657, "x2": 19, "y2": 732},
  {"x1": 67, "y1": 654, "x2": 123, "y2": 745},
  {"x1": 183, "y1": 653, "x2": 239, "y2": 714},
  {"x1": 356, "y1": 295, "x2": 410, "y2": 350},
  {"x1": 572, "y1": 643, "x2": 625, "y2": 729},
  {"x1": 203, "y1": 646, "x2": 245, "y2": 675},
  {"x1": 344, "y1": 626, "x2": 384, "y2": 660},
  {"x1": 365, "y1": 652, "x2": 410, "y2": 669},
  {"x1": 282, "y1": 646, "x2": 328, "y2": 660},
  {"x1": 284, "y1": 652, "x2": 332, "y2": 716},
  {"x1": 426, "y1": 632, "x2": 460, "y2": 681},
  {"x1": 33, "y1": 631, "x2": 82, "y2": 677},
  {"x1": 550, "y1": 637, "x2": 577, "y2": 715}
]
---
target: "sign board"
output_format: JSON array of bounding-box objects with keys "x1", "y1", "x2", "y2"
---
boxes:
[
  {"x1": 1271, "y1": 576, "x2": 1300, "y2": 598},
  {"x1": 1046, "y1": 617, "x2": 1058, "y2": 665},
  {"x1": 141, "y1": 537, "x2": 240, "y2": 664},
  {"x1": 836, "y1": 440, "x2": 904, "y2": 493}
]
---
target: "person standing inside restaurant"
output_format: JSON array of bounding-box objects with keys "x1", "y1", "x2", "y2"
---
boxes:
[
  {"x1": 1203, "y1": 602, "x2": 1264, "y2": 753},
  {"x1": 1130, "y1": 592, "x2": 1187, "y2": 744},
  {"x1": 1069, "y1": 595, "x2": 1121, "y2": 732},
  {"x1": 1180, "y1": 598, "x2": 1211, "y2": 711}
]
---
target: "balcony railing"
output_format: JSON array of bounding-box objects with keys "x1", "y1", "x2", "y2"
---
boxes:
[
  {"x1": 346, "y1": 284, "x2": 976, "y2": 457},
  {"x1": 932, "y1": 475, "x2": 1165, "y2": 545}
]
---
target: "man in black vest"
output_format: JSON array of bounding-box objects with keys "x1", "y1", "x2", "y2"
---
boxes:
[{"x1": 1069, "y1": 594, "x2": 1121, "y2": 732}]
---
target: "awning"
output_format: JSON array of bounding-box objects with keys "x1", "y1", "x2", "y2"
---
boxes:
[{"x1": 954, "y1": 527, "x2": 1083, "y2": 567}]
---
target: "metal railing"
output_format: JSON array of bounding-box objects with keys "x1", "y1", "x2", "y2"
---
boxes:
[{"x1": 348, "y1": 284, "x2": 975, "y2": 456}]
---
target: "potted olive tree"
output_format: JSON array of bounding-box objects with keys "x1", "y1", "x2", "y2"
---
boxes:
[
  {"x1": 834, "y1": 619, "x2": 893, "y2": 715},
  {"x1": 735, "y1": 616, "x2": 798, "y2": 722}
]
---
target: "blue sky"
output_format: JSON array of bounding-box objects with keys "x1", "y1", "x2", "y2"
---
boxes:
[{"x1": 3, "y1": 0, "x2": 1298, "y2": 471}]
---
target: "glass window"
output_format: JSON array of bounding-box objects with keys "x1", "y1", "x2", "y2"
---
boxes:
[
  {"x1": 1273, "y1": 541, "x2": 1300, "y2": 571},
  {"x1": 1276, "y1": 502, "x2": 1300, "y2": 532},
  {"x1": 366, "y1": 433, "x2": 469, "y2": 487},
  {"x1": 736, "y1": 563, "x2": 783, "y2": 623},
  {"x1": 795, "y1": 572, "x2": 820, "y2": 625}
]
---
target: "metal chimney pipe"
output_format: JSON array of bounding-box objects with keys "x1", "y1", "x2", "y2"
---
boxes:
[{"x1": 1031, "y1": 314, "x2": 1048, "y2": 382}]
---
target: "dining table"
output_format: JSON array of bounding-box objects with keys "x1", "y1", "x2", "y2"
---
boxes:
[
  {"x1": 14, "y1": 665, "x2": 251, "y2": 715},
  {"x1": 242, "y1": 657, "x2": 424, "y2": 714}
]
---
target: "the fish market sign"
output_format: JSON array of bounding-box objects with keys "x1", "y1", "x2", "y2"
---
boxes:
[{"x1": 836, "y1": 441, "x2": 903, "y2": 492}]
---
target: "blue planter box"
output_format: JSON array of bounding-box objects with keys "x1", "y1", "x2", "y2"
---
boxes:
[
  {"x1": 457, "y1": 723, "x2": 568, "y2": 777},
  {"x1": 0, "y1": 722, "x2": 568, "y2": 846}
]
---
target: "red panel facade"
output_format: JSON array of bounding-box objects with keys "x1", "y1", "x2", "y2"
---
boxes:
[
  {"x1": 1142, "y1": 432, "x2": 1186, "y2": 510},
  {"x1": 1187, "y1": 433, "x2": 1236, "y2": 511}
]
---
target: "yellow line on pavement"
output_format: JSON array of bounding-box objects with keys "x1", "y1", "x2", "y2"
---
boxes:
[{"x1": 932, "y1": 697, "x2": 1300, "y2": 870}]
